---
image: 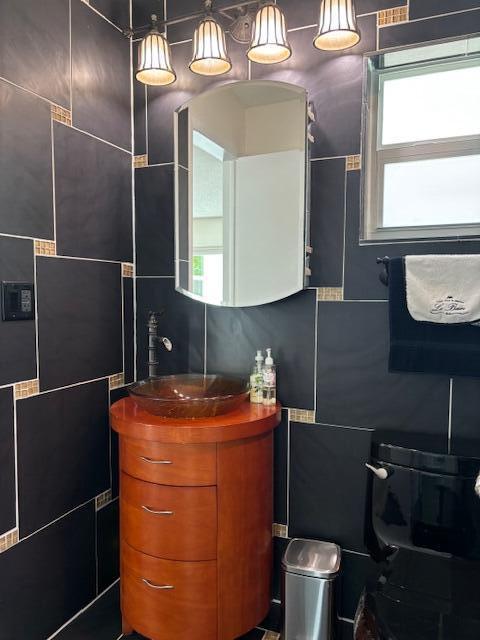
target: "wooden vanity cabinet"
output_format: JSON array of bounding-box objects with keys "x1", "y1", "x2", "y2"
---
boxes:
[{"x1": 110, "y1": 399, "x2": 281, "y2": 640}]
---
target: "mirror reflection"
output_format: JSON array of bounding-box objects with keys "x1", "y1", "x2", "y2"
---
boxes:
[{"x1": 175, "y1": 81, "x2": 307, "y2": 307}]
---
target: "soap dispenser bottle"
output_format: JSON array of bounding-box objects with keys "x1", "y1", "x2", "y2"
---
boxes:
[
  {"x1": 250, "y1": 350, "x2": 264, "y2": 404},
  {"x1": 262, "y1": 348, "x2": 276, "y2": 406}
]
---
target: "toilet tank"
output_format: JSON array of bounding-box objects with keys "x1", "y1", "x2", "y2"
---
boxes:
[{"x1": 368, "y1": 431, "x2": 480, "y2": 560}]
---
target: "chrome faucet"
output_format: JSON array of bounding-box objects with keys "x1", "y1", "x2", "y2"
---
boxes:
[{"x1": 147, "y1": 311, "x2": 173, "y2": 378}]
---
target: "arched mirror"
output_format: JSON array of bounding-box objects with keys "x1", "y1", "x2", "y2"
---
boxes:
[{"x1": 174, "y1": 80, "x2": 309, "y2": 307}]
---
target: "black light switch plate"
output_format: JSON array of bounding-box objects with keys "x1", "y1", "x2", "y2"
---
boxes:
[{"x1": 2, "y1": 282, "x2": 35, "y2": 321}]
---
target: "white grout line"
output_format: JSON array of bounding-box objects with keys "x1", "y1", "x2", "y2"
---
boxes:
[
  {"x1": 145, "y1": 85, "x2": 149, "y2": 158},
  {"x1": 0, "y1": 75, "x2": 69, "y2": 111},
  {"x1": 69, "y1": 0, "x2": 73, "y2": 114},
  {"x1": 341, "y1": 161, "x2": 347, "y2": 296},
  {"x1": 83, "y1": 1, "x2": 124, "y2": 32},
  {"x1": 32, "y1": 375, "x2": 111, "y2": 397},
  {"x1": 311, "y1": 155, "x2": 347, "y2": 162},
  {"x1": 136, "y1": 274, "x2": 175, "y2": 278},
  {"x1": 46, "y1": 579, "x2": 120, "y2": 640},
  {"x1": 343, "y1": 548, "x2": 370, "y2": 557},
  {"x1": 313, "y1": 294, "x2": 319, "y2": 416},
  {"x1": 131, "y1": 2, "x2": 138, "y2": 384},
  {"x1": 94, "y1": 507, "x2": 99, "y2": 595},
  {"x1": 286, "y1": 410, "x2": 291, "y2": 529},
  {"x1": 51, "y1": 120, "x2": 58, "y2": 245},
  {"x1": 20, "y1": 497, "x2": 95, "y2": 544},
  {"x1": 56, "y1": 119, "x2": 132, "y2": 154},
  {"x1": 13, "y1": 396, "x2": 19, "y2": 531},
  {"x1": 45, "y1": 253, "x2": 124, "y2": 265},
  {"x1": 448, "y1": 378, "x2": 453, "y2": 454},
  {"x1": 121, "y1": 274, "x2": 126, "y2": 379},
  {"x1": 339, "y1": 616, "x2": 355, "y2": 623}
]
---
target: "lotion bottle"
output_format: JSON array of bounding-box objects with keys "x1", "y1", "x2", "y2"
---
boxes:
[
  {"x1": 250, "y1": 350, "x2": 264, "y2": 404},
  {"x1": 262, "y1": 348, "x2": 277, "y2": 406}
]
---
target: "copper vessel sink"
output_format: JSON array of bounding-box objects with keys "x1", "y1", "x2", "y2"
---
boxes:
[{"x1": 128, "y1": 374, "x2": 250, "y2": 418}]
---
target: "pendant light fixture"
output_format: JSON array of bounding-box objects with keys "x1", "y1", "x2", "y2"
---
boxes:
[
  {"x1": 247, "y1": 3, "x2": 292, "y2": 65},
  {"x1": 190, "y1": 1, "x2": 232, "y2": 76},
  {"x1": 136, "y1": 14, "x2": 176, "y2": 86},
  {"x1": 313, "y1": 0, "x2": 361, "y2": 51}
]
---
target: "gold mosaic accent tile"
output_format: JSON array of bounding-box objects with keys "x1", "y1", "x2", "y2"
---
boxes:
[
  {"x1": 346, "y1": 154, "x2": 361, "y2": 171},
  {"x1": 263, "y1": 632, "x2": 280, "y2": 640},
  {"x1": 34, "y1": 240, "x2": 56, "y2": 256},
  {"x1": 378, "y1": 6, "x2": 408, "y2": 26},
  {"x1": 51, "y1": 104, "x2": 72, "y2": 126},
  {"x1": 0, "y1": 529, "x2": 19, "y2": 554},
  {"x1": 272, "y1": 523, "x2": 288, "y2": 539},
  {"x1": 109, "y1": 373, "x2": 125, "y2": 390},
  {"x1": 133, "y1": 154, "x2": 148, "y2": 168},
  {"x1": 317, "y1": 287, "x2": 344, "y2": 302},
  {"x1": 15, "y1": 379, "x2": 39, "y2": 400},
  {"x1": 122, "y1": 263, "x2": 134, "y2": 278},
  {"x1": 289, "y1": 409, "x2": 315, "y2": 424},
  {"x1": 96, "y1": 489, "x2": 113, "y2": 511}
]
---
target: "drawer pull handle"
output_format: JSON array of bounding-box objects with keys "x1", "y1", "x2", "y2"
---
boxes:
[
  {"x1": 142, "y1": 506, "x2": 174, "y2": 516},
  {"x1": 142, "y1": 578, "x2": 174, "y2": 590},
  {"x1": 139, "y1": 457, "x2": 173, "y2": 465}
]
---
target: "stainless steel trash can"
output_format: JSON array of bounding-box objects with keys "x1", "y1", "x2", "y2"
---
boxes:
[{"x1": 282, "y1": 538, "x2": 341, "y2": 640}]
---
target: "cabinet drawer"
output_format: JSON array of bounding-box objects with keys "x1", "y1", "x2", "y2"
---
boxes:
[
  {"x1": 120, "y1": 438, "x2": 216, "y2": 486},
  {"x1": 122, "y1": 542, "x2": 217, "y2": 640},
  {"x1": 121, "y1": 473, "x2": 217, "y2": 561}
]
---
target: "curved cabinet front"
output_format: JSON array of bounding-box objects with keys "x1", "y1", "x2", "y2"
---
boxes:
[{"x1": 111, "y1": 398, "x2": 281, "y2": 640}]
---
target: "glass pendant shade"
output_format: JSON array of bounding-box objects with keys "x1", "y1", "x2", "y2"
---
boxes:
[
  {"x1": 137, "y1": 27, "x2": 176, "y2": 86},
  {"x1": 190, "y1": 17, "x2": 232, "y2": 76},
  {"x1": 247, "y1": 3, "x2": 292, "y2": 65},
  {"x1": 314, "y1": 0, "x2": 361, "y2": 51}
]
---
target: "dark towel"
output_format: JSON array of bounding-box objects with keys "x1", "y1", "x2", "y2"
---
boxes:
[{"x1": 389, "y1": 257, "x2": 480, "y2": 377}]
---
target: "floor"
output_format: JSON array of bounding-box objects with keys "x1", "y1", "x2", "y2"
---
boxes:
[{"x1": 53, "y1": 582, "x2": 281, "y2": 640}]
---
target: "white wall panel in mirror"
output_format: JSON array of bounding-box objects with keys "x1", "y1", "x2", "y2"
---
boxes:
[{"x1": 174, "y1": 81, "x2": 307, "y2": 307}]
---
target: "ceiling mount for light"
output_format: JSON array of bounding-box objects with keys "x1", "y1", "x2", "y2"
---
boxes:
[
  {"x1": 313, "y1": 0, "x2": 361, "y2": 51},
  {"x1": 136, "y1": 14, "x2": 176, "y2": 86},
  {"x1": 190, "y1": 0, "x2": 232, "y2": 76},
  {"x1": 247, "y1": 3, "x2": 292, "y2": 65}
]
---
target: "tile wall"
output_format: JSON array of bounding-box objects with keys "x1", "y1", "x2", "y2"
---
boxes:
[
  {"x1": 0, "y1": 1, "x2": 132, "y2": 638},
  {"x1": 133, "y1": 0, "x2": 480, "y2": 636}
]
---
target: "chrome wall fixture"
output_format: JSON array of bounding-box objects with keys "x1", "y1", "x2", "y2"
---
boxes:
[{"x1": 130, "y1": 0, "x2": 361, "y2": 86}]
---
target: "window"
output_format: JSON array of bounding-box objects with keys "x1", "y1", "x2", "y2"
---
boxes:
[{"x1": 363, "y1": 37, "x2": 480, "y2": 241}]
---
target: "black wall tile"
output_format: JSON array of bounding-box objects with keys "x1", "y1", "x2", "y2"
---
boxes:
[
  {"x1": 283, "y1": 0, "x2": 319, "y2": 29},
  {"x1": 133, "y1": 42, "x2": 147, "y2": 156},
  {"x1": 17, "y1": 380, "x2": 110, "y2": 537},
  {"x1": 206, "y1": 290, "x2": 316, "y2": 410},
  {"x1": 310, "y1": 158, "x2": 346, "y2": 287},
  {"x1": 316, "y1": 301, "x2": 451, "y2": 434},
  {"x1": 0, "y1": 237, "x2": 37, "y2": 386},
  {"x1": 96, "y1": 499, "x2": 120, "y2": 593},
  {"x1": 133, "y1": 0, "x2": 164, "y2": 29},
  {"x1": 356, "y1": 0, "x2": 402, "y2": 10},
  {"x1": 37, "y1": 257, "x2": 123, "y2": 391},
  {"x1": 136, "y1": 277, "x2": 205, "y2": 378},
  {"x1": 451, "y1": 378, "x2": 480, "y2": 446},
  {"x1": 379, "y1": 8, "x2": 480, "y2": 49},
  {"x1": 147, "y1": 38, "x2": 249, "y2": 165},
  {"x1": 340, "y1": 551, "x2": 379, "y2": 619},
  {"x1": 54, "y1": 123, "x2": 133, "y2": 263},
  {"x1": 0, "y1": 503, "x2": 96, "y2": 640},
  {"x1": 273, "y1": 536, "x2": 289, "y2": 600},
  {"x1": 338, "y1": 619, "x2": 354, "y2": 640},
  {"x1": 72, "y1": 0, "x2": 131, "y2": 151},
  {"x1": 409, "y1": 0, "x2": 480, "y2": 20},
  {"x1": 54, "y1": 583, "x2": 121, "y2": 640},
  {"x1": 0, "y1": 82, "x2": 54, "y2": 239},
  {"x1": 274, "y1": 410, "x2": 289, "y2": 525},
  {"x1": 0, "y1": 387, "x2": 15, "y2": 536},
  {"x1": 0, "y1": 0, "x2": 70, "y2": 106},
  {"x1": 110, "y1": 387, "x2": 128, "y2": 499},
  {"x1": 135, "y1": 165, "x2": 174, "y2": 276},
  {"x1": 91, "y1": 0, "x2": 130, "y2": 29},
  {"x1": 123, "y1": 277, "x2": 135, "y2": 384},
  {"x1": 289, "y1": 422, "x2": 372, "y2": 552}
]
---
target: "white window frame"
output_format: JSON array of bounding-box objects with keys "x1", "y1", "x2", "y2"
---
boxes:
[{"x1": 363, "y1": 53, "x2": 480, "y2": 242}]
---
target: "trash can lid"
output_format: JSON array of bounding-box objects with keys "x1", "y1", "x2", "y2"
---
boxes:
[{"x1": 282, "y1": 538, "x2": 341, "y2": 579}]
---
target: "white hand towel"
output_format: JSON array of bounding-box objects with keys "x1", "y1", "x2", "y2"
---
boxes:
[{"x1": 405, "y1": 254, "x2": 480, "y2": 324}]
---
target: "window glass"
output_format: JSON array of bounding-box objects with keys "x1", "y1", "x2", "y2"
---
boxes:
[
  {"x1": 381, "y1": 64, "x2": 480, "y2": 145},
  {"x1": 383, "y1": 154, "x2": 480, "y2": 228}
]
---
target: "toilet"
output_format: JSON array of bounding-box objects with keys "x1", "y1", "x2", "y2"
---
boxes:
[{"x1": 356, "y1": 430, "x2": 480, "y2": 640}]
